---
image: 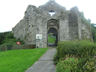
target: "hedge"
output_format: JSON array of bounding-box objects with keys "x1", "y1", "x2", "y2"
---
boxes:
[{"x1": 55, "y1": 40, "x2": 96, "y2": 72}]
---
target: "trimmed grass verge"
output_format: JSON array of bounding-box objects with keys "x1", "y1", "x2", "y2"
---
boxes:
[{"x1": 0, "y1": 48, "x2": 48, "y2": 72}]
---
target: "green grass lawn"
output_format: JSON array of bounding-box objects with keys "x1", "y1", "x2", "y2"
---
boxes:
[
  {"x1": 0, "y1": 48, "x2": 48, "y2": 72},
  {"x1": 48, "y1": 34, "x2": 56, "y2": 43}
]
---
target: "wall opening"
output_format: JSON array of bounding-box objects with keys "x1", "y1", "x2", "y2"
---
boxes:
[
  {"x1": 47, "y1": 19, "x2": 59, "y2": 47},
  {"x1": 48, "y1": 28, "x2": 58, "y2": 46},
  {"x1": 49, "y1": 10, "x2": 56, "y2": 16}
]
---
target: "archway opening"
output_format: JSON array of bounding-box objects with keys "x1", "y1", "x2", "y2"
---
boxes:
[
  {"x1": 47, "y1": 19, "x2": 59, "y2": 47},
  {"x1": 48, "y1": 28, "x2": 58, "y2": 46}
]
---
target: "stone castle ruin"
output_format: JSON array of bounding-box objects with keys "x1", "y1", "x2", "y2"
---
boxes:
[{"x1": 13, "y1": 0, "x2": 92, "y2": 48}]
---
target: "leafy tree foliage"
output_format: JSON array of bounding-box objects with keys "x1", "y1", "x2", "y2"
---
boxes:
[
  {"x1": 91, "y1": 24, "x2": 96, "y2": 42},
  {"x1": 0, "y1": 31, "x2": 11, "y2": 44},
  {"x1": 0, "y1": 31, "x2": 24, "y2": 45},
  {"x1": 80, "y1": 12, "x2": 91, "y2": 25}
]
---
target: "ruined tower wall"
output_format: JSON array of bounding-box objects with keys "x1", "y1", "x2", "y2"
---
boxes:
[
  {"x1": 12, "y1": 19, "x2": 27, "y2": 40},
  {"x1": 59, "y1": 14, "x2": 70, "y2": 41},
  {"x1": 12, "y1": 0, "x2": 93, "y2": 48},
  {"x1": 68, "y1": 8, "x2": 79, "y2": 40}
]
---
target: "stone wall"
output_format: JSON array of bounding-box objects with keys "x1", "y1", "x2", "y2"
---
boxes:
[
  {"x1": 68, "y1": 8, "x2": 79, "y2": 40},
  {"x1": 12, "y1": 0, "x2": 93, "y2": 48}
]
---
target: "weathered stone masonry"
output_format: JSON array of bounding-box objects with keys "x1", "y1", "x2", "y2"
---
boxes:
[{"x1": 13, "y1": 0, "x2": 92, "y2": 48}]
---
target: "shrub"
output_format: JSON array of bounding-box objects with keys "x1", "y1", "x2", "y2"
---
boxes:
[
  {"x1": 83, "y1": 58, "x2": 96, "y2": 72},
  {"x1": 56, "y1": 40, "x2": 96, "y2": 59},
  {"x1": 56, "y1": 57, "x2": 80, "y2": 72},
  {"x1": 55, "y1": 40, "x2": 96, "y2": 72},
  {"x1": 0, "y1": 31, "x2": 24, "y2": 46}
]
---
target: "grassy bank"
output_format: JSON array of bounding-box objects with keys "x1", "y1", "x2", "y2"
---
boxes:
[{"x1": 0, "y1": 48, "x2": 48, "y2": 72}]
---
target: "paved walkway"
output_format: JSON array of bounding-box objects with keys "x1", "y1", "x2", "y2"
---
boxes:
[{"x1": 25, "y1": 48, "x2": 56, "y2": 72}]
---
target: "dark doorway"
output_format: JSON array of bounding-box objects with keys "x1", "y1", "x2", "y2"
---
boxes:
[
  {"x1": 48, "y1": 28, "x2": 58, "y2": 47},
  {"x1": 47, "y1": 19, "x2": 59, "y2": 47}
]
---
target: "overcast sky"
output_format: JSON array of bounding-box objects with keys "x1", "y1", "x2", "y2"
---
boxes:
[{"x1": 0, "y1": 0, "x2": 96, "y2": 32}]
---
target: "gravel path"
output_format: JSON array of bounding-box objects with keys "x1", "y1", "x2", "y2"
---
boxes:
[{"x1": 25, "y1": 48, "x2": 56, "y2": 72}]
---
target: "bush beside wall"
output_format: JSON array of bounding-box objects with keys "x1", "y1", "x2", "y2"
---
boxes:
[
  {"x1": 0, "y1": 45, "x2": 36, "y2": 52},
  {"x1": 55, "y1": 40, "x2": 96, "y2": 72}
]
